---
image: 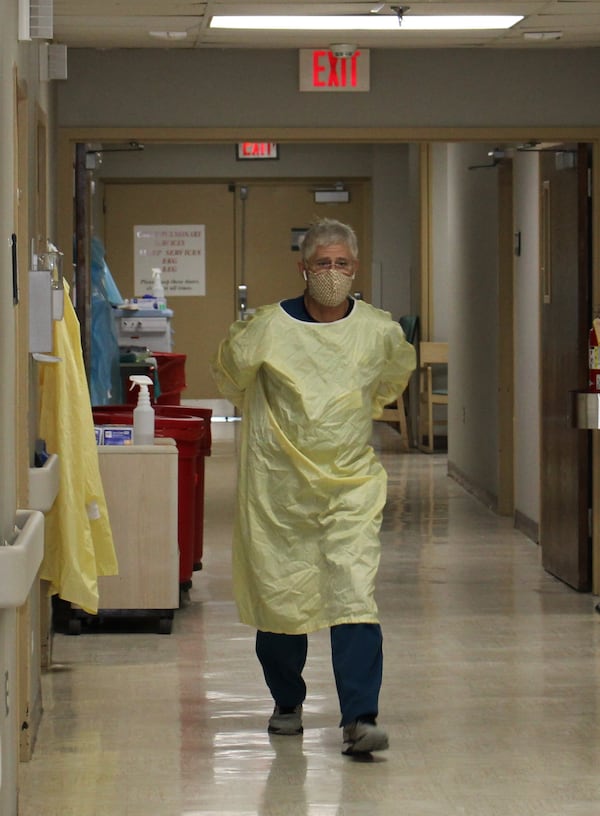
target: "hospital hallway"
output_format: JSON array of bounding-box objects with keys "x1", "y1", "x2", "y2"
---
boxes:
[{"x1": 17, "y1": 421, "x2": 600, "y2": 816}]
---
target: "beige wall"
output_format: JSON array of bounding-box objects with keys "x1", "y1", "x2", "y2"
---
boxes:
[{"x1": 0, "y1": 0, "x2": 54, "y2": 812}]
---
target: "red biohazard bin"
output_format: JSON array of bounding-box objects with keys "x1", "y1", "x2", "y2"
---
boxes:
[
  {"x1": 155, "y1": 405, "x2": 212, "y2": 570},
  {"x1": 153, "y1": 352, "x2": 187, "y2": 405},
  {"x1": 92, "y1": 406, "x2": 205, "y2": 590}
]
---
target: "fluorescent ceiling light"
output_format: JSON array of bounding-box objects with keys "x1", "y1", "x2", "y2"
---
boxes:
[{"x1": 210, "y1": 15, "x2": 524, "y2": 31}]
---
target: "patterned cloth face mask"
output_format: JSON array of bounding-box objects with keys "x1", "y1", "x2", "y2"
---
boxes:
[{"x1": 305, "y1": 264, "x2": 355, "y2": 307}]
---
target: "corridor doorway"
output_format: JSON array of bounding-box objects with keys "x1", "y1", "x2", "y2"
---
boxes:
[
  {"x1": 232, "y1": 179, "x2": 371, "y2": 313},
  {"x1": 58, "y1": 127, "x2": 600, "y2": 594},
  {"x1": 102, "y1": 177, "x2": 371, "y2": 399}
]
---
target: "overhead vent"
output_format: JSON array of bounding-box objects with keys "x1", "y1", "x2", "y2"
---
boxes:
[{"x1": 18, "y1": 0, "x2": 53, "y2": 41}]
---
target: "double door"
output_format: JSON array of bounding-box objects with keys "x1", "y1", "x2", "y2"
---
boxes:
[{"x1": 103, "y1": 179, "x2": 370, "y2": 399}]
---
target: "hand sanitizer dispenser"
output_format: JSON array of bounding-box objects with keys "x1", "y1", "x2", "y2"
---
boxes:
[{"x1": 38, "y1": 241, "x2": 64, "y2": 321}]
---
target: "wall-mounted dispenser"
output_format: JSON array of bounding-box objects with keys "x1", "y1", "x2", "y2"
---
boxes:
[
  {"x1": 29, "y1": 268, "x2": 52, "y2": 353},
  {"x1": 37, "y1": 241, "x2": 64, "y2": 321},
  {"x1": 29, "y1": 241, "x2": 64, "y2": 354}
]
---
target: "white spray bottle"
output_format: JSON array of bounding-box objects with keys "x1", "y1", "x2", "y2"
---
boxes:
[
  {"x1": 151, "y1": 267, "x2": 167, "y2": 310},
  {"x1": 129, "y1": 375, "x2": 155, "y2": 445}
]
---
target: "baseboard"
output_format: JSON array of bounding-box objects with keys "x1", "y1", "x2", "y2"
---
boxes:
[
  {"x1": 19, "y1": 683, "x2": 43, "y2": 761},
  {"x1": 514, "y1": 510, "x2": 539, "y2": 544},
  {"x1": 447, "y1": 459, "x2": 498, "y2": 512},
  {"x1": 448, "y1": 460, "x2": 540, "y2": 543}
]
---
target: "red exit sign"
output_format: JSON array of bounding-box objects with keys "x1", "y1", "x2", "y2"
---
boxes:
[
  {"x1": 236, "y1": 142, "x2": 279, "y2": 160},
  {"x1": 299, "y1": 49, "x2": 370, "y2": 92}
]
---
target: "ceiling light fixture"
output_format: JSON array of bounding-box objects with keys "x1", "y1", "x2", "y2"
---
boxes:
[
  {"x1": 149, "y1": 30, "x2": 188, "y2": 40},
  {"x1": 390, "y1": 5, "x2": 410, "y2": 26},
  {"x1": 209, "y1": 15, "x2": 524, "y2": 32}
]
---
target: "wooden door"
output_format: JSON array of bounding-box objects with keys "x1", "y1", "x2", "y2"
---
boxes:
[
  {"x1": 235, "y1": 180, "x2": 371, "y2": 312},
  {"x1": 103, "y1": 182, "x2": 235, "y2": 399},
  {"x1": 540, "y1": 144, "x2": 592, "y2": 590}
]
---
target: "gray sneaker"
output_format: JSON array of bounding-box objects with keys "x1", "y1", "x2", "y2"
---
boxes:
[
  {"x1": 342, "y1": 721, "x2": 389, "y2": 754},
  {"x1": 268, "y1": 704, "x2": 303, "y2": 735}
]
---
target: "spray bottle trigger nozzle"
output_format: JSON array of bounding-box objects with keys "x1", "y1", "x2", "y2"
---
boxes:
[{"x1": 129, "y1": 374, "x2": 153, "y2": 391}]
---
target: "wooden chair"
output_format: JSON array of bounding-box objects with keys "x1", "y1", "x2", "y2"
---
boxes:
[
  {"x1": 376, "y1": 392, "x2": 411, "y2": 451},
  {"x1": 418, "y1": 341, "x2": 448, "y2": 453},
  {"x1": 374, "y1": 316, "x2": 418, "y2": 451}
]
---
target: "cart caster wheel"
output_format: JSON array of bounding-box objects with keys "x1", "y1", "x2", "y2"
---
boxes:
[
  {"x1": 157, "y1": 617, "x2": 172, "y2": 635},
  {"x1": 67, "y1": 617, "x2": 82, "y2": 636}
]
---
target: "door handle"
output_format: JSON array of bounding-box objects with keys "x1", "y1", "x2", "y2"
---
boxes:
[{"x1": 238, "y1": 284, "x2": 248, "y2": 320}]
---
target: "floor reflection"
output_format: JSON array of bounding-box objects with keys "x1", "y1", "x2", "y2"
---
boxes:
[{"x1": 18, "y1": 423, "x2": 600, "y2": 816}]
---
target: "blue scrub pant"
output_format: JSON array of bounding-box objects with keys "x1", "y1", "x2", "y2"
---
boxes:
[{"x1": 255, "y1": 623, "x2": 383, "y2": 727}]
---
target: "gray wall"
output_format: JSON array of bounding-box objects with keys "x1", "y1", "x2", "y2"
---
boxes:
[
  {"x1": 58, "y1": 48, "x2": 600, "y2": 128},
  {"x1": 431, "y1": 144, "x2": 451, "y2": 341},
  {"x1": 444, "y1": 143, "x2": 500, "y2": 501},
  {"x1": 513, "y1": 151, "x2": 541, "y2": 529},
  {"x1": 431, "y1": 143, "x2": 541, "y2": 527}
]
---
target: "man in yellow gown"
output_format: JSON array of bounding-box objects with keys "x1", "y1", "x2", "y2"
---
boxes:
[{"x1": 212, "y1": 219, "x2": 415, "y2": 755}]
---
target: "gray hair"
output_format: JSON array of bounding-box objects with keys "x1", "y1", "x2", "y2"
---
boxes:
[{"x1": 300, "y1": 218, "x2": 359, "y2": 264}]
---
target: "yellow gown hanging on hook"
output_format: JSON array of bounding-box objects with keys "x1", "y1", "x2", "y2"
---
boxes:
[{"x1": 38, "y1": 281, "x2": 118, "y2": 614}]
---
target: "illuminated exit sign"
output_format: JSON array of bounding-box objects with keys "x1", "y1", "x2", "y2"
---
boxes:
[
  {"x1": 236, "y1": 142, "x2": 279, "y2": 160},
  {"x1": 299, "y1": 49, "x2": 370, "y2": 92}
]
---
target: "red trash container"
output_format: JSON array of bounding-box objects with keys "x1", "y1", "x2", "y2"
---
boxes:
[
  {"x1": 155, "y1": 405, "x2": 212, "y2": 570},
  {"x1": 92, "y1": 405, "x2": 203, "y2": 590},
  {"x1": 153, "y1": 352, "x2": 187, "y2": 405}
]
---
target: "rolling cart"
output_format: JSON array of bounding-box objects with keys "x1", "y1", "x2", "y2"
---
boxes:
[{"x1": 67, "y1": 442, "x2": 179, "y2": 635}]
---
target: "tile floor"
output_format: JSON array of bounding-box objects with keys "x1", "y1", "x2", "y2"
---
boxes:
[{"x1": 18, "y1": 423, "x2": 600, "y2": 816}]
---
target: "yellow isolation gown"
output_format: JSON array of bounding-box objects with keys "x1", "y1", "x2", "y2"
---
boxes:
[
  {"x1": 38, "y1": 282, "x2": 118, "y2": 614},
  {"x1": 211, "y1": 299, "x2": 416, "y2": 634}
]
